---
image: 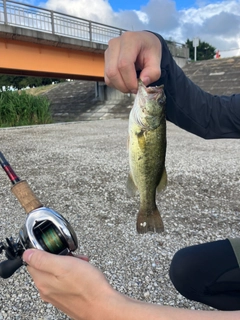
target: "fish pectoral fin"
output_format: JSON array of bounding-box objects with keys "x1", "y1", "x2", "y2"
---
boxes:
[
  {"x1": 156, "y1": 167, "x2": 167, "y2": 193},
  {"x1": 137, "y1": 207, "x2": 164, "y2": 234},
  {"x1": 126, "y1": 173, "x2": 138, "y2": 196}
]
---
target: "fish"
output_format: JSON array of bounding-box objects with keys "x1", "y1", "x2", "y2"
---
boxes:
[{"x1": 127, "y1": 79, "x2": 167, "y2": 234}]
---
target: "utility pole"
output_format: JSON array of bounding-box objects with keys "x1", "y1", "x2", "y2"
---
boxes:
[{"x1": 193, "y1": 37, "x2": 199, "y2": 61}]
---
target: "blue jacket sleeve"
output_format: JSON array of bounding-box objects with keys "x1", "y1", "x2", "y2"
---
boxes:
[{"x1": 151, "y1": 32, "x2": 240, "y2": 139}]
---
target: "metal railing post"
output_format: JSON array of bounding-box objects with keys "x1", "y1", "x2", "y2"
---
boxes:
[
  {"x1": 89, "y1": 21, "x2": 92, "y2": 42},
  {"x1": 3, "y1": 0, "x2": 7, "y2": 24},
  {"x1": 51, "y1": 11, "x2": 55, "y2": 34}
]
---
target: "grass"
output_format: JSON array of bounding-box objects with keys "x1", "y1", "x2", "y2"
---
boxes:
[
  {"x1": 25, "y1": 83, "x2": 59, "y2": 96},
  {"x1": 0, "y1": 90, "x2": 52, "y2": 127}
]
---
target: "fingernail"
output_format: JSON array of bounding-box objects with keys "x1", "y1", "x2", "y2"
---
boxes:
[
  {"x1": 22, "y1": 249, "x2": 35, "y2": 263},
  {"x1": 141, "y1": 76, "x2": 151, "y2": 86}
]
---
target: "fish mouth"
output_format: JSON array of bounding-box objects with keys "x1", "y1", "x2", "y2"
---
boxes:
[
  {"x1": 138, "y1": 79, "x2": 166, "y2": 107},
  {"x1": 138, "y1": 79, "x2": 165, "y2": 103}
]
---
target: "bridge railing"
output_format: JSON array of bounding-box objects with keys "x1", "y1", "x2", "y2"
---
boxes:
[
  {"x1": 0, "y1": 0, "x2": 189, "y2": 58},
  {"x1": 0, "y1": 0, "x2": 125, "y2": 44}
]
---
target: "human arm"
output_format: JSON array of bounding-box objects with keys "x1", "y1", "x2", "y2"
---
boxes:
[
  {"x1": 23, "y1": 249, "x2": 240, "y2": 320},
  {"x1": 104, "y1": 31, "x2": 240, "y2": 139}
]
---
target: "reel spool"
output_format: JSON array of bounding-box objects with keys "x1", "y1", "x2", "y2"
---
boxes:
[{"x1": 19, "y1": 207, "x2": 78, "y2": 254}]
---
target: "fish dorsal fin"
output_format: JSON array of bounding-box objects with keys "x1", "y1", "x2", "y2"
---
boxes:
[
  {"x1": 126, "y1": 173, "x2": 138, "y2": 197},
  {"x1": 156, "y1": 167, "x2": 167, "y2": 193}
]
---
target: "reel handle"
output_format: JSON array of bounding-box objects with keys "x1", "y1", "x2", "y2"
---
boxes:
[{"x1": 0, "y1": 258, "x2": 23, "y2": 279}]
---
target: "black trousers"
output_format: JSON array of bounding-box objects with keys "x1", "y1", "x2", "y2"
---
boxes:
[{"x1": 169, "y1": 239, "x2": 240, "y2": 310}]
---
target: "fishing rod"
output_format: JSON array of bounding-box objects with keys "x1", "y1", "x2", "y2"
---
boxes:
[{"x1": 0, "y1": 151, "x2": 78, "y2": 278}]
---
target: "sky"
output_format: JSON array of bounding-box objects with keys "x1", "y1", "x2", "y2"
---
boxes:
[{"x1": 22, "y1": 0, "x2": 240, "y2": 57}]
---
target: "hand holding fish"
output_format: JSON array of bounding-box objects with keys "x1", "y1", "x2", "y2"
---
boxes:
[{"x1": 104, "y1": 31, "x2": 162, "y2": 94}]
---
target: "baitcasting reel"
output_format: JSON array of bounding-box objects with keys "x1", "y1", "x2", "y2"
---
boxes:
[{"x1": 0, "y1": 152, "x2": 78, "y2": 279}]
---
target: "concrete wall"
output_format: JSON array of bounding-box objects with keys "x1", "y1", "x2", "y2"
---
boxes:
[
  {"x1": 97, "y1": 82, "x2": 134, "y2": 103},
  {"x1": 173, "y1": 56, "x2": 188, "y2": 68}
]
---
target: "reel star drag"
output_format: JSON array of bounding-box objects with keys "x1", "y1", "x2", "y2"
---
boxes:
[{"x1": 0, "y1": 152, "x2": 78, "y2": 278}]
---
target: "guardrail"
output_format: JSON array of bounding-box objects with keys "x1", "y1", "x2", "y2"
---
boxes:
[
  {"x1": 0, "y1": 0, "x2": 125, "y2": 44},
  {"x1": 0, "y1": 0, "x2": 189, "y2": 58},
  {"x1": 167, "y1": 41, "x2": 189, "y2": 59}
]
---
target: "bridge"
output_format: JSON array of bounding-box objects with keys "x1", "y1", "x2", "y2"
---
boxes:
[{"x1": 0, "y1": 0, "x2": 189, "y2": 80}]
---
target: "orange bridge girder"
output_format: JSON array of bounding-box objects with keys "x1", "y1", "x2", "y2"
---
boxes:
[{"x1": 0, "y1": 37, "x2": 105, "y2": 81}]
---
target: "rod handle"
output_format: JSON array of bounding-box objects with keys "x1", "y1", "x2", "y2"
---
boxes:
[{"x1": 11, "y1": 180, "x2": 43, "y2": 214}]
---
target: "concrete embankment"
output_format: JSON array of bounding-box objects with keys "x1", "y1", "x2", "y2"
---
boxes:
[
  {"x1": 43, "y1": 80, "x2": 133, "y2": 122},
  {"x1": 41, "y1": 55, "x2": 240, "y2": 122}
]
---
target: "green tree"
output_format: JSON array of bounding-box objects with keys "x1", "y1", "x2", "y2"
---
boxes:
[
  {"x1": 186, "y1": 39, "x2": 216, "y2": 61},
  {"x1": 0, "y1": 75, "x2": 65, "y2": 90}
]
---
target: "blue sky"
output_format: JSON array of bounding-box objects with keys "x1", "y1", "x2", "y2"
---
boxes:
[
  {"x1": 23, "y1": 0, "x2": 240, "y2": 57},
  {"x1": 32, "y1": 0, "x2": 221, "y2": 11},
  {"x1": 108, "y1": 0, "x2": 220, "y2": 11}
]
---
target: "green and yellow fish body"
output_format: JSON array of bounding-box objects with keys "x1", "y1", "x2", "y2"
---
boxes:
[{"x1": 127, "y1": 80, "x2": 167, "y2": 233}]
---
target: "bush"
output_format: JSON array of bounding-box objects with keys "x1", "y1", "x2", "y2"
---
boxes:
[{"x1": 0, "y1": 91, "x2": 52, "y2": 127}]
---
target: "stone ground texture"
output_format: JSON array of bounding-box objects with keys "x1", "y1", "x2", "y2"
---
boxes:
[{"x1": 0, "y1": 120, "x2": 239, "y2": 319}]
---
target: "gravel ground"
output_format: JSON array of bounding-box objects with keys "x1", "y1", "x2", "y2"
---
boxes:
[{"x1": 0, "y1": 119, "x2": 239, "y2": 319}]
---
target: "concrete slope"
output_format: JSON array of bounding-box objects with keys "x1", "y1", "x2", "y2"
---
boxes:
[
  {"x1": 43, "y1": 57, "x2": 240, "y2": 123},
  {"x1": 182, "y1": 56, "x2": 240, "y2": 95},
  {"x1": 43, "y1": 80, "x2": 133, "y2": 122},
  {"x1": 43, "y1": 80, "x2": 97, "y2": 122}
]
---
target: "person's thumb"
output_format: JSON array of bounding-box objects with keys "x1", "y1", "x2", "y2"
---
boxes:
[
  {"x1": 23, "y1": 249, "x2": 89, "y2": 274},
  {"x1": 23, "y1": 248, "x2": 36, "y2": 265},
  {"x1": 140, "y1": 67, "x2": 161, "y2": 87},
  {"x1": 23, "y1": 249, "x2": 63, "y2": 273}
]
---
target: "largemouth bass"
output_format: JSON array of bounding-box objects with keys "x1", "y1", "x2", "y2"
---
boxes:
[{"x1": 127, "y1": 80, "x2": 167, "y2": 234}]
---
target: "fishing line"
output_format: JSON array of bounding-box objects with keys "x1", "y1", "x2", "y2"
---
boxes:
[{"x1": 35, "y1": 222, "x2": 66, "y2": 254}]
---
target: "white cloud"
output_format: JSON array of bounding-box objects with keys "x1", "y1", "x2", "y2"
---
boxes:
[
  {"x1": 178, "y1": 1, "x2": 240, "y2": 57},
  {"x1": 44, "y1": 0, "x2": 114, "y2": 24},
  {"x1": 39, "y1": 0, "x2": 240, "y2": 57},
  {"x1": 134, "y1": 10, "x2": 149, "y2": 24}
]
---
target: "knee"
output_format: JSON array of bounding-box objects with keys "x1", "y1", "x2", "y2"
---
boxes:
[{"x1": 169, "y1": 247, "x2": 197, "y2": 296}]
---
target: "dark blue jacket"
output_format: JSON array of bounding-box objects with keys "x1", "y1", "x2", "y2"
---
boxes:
[{"x1": 152, "y1": 33, "x2": 240, "y2": 139}]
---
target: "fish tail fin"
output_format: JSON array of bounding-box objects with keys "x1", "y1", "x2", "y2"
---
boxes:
[{"x1": 137, "y1": 207, "x2": 164, "y2": 234}]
